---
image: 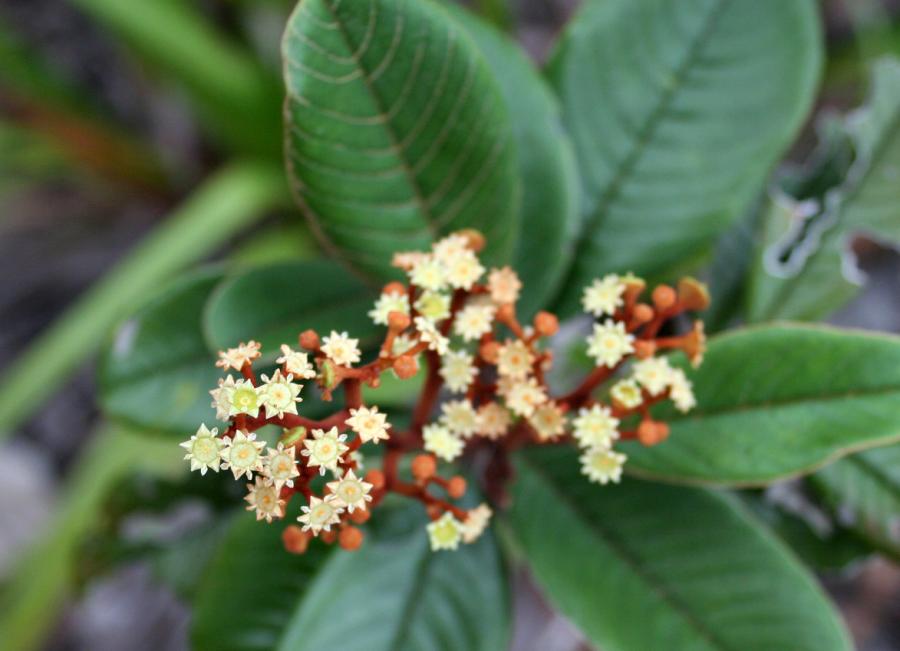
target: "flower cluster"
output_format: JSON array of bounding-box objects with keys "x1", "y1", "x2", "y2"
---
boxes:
[{"x1": 181, "y1": 230, "x2": 708, "y2": 553}]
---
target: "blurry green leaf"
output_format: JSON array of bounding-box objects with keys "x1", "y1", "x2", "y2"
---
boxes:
[
  {"x1": 444, "y1": 3, "x2": 579, "y2": 317},
  {"x1": 192, "y1": 503, "x2": 509, "y2": 651},
  {"x1": 549, "y1": 0, "x2": 822, "y2": 314},
  {"x1": 100, "y1": 269, "x2": 223, "y2": 436},
  {"x1": 229, "y1": 222, "x2": 318, "y2": 267},
  {"x1": 812, "y1": 443, "x2": 900, "y2": 560},
  {"x1": 509, "y1": 448, "x2": 851, "y2": 651},
  {"x1": 623, "y1": 325, "x2": 900, "y2": 485},
  {"x1": 0, "y1": 427, "x2": 182, "y2": 651},
  {"x1": 0, "y1": 163, "x2": 288, "y2": 437},
  {"x1": 203, "y1": 260, "x2": 380, "y2": 359},
  {"x1": 749, "y1": 58, "x2": 900, "y2": 322},
  {"x1": 282, "y1": 0, "x2": 520, "y2": 279}
]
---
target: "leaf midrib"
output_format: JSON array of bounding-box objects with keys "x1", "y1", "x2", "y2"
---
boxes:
[
  {"x1": 385, "y1": 539, "x2": 434, "y2": 650},
  {"x1": 521, "y1": 458, "x2": 733, "y2": 651}
]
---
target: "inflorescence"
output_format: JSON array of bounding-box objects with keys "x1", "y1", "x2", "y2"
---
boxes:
[{"x1": 180, "y1": 230, "x2": 708, "y2": 553}]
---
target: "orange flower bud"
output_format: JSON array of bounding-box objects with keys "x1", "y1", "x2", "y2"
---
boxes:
[
  {"x1": 634, "y1": 340, "x2": 657, "y2": 358},
  {"x1": 651, "y1": 285, "x2": 677, "y2": 311},
  {"x1": 480, "y1": 340, "x2": 500, "y2": 363},
  {"x1": 339, "y1": 526, "x2": 364, "y2": 551},
  {"x1": 365, "y1": 469, "x2": 386, "y2": 491},
  {"x1": 299, "y1": 329, "x2": 320, "y2": 350},
  {"x1": 637, "y1": 420, "x2": 670, "y2": 446},
  {"x1": 426, "y1": 503, "x2": 443, "y2": 520},
  {"x1": 282, "y1": 525, "x2": 310, "y2": 554},
  {"x1": 496, "y1": 303, "x2": 516, "y2": 324},
  {"x1": 383, "y1": 281, "x2": 406, "y2": 295},
  {"x1": 350, "y1": 509, "x2": 371, "y2": 524},
  {"x1": 683, "y1": 321, "x2": 706, "y2": 367},
  {"x1": 632, "y1": 303, "x2": 654, "y2": 324},
  {"x1": 411, "y1": 454, "x2": 437, "y2": 481},
  {"x1": 320, "y1": 530, "x2": 338, "y2": 544},
  {"x1": 459, "y1": 228, "x2": 486, "y2": 252},
  {"x1": 677, "y1": 277, "x2": 710, "y2": 311},
  {"x1": 393, "y1": 354, "x2": 419, "y2": 379},
  {"x1": 447, "y1": 476, "x2": 467, "y2": 499},
  {"x1": 533, "y1": 311, "x2": 559, "y2": 337},
  {"x1": 388, "y1": 311, "x2": 411, "y2": 331}
]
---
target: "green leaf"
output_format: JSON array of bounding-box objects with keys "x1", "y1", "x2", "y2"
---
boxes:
[
  {"x1": 748, "y1": 58, "x2": 900, "y2": 322},
  {"x1": 192, "y1": 503, "x2": 509, "y2": 651},
  {"x1": 203, "y1": 260, "x2": 380, "y2": 361},
  {"x1": 0, "y1": 163, "x2": 288, "y2": 437},
  {"x1": 550, "y1": 0, "x2": 822, "y2": 314},
  {"x1": 443, "y1": 3, "x2": 580, "y2": 317},
  {"x1": 509, "y1": 448, "x2": 851, "y2": 651},
  {"x1": 623, "y1": 324, "x2": 900, "y2": 485},
  {"x1": 100, "y1": 269, "x2": 223, "y2": 436},
  {"x1": 282, "y1": 0, "x2": 520, "y2": 279},
  {"x1": 812, "y1": 443, "x2": 900, "y2": 559}
]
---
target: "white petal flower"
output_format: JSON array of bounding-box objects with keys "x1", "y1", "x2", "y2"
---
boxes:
[
  {"x1": 453, "y1": 303, "x2": 496, "y2": 341},
  {"x1": 368, "y1": 290, "x2": 410, "y2": 326},
  {"x1": 345, "y1": 405, "x2": 391, "y2": 444},
  {"x1": 610, "y1": 379, "x2": 643, "y2": 410},
  {"x1": 220, "y1": 430, "x2": 266, "y2": 480},
  {"x1": 392, "y1": 250, "x2": 430, "y2": 270},
  {"x1": 263, "y1": 442, "x2": 300, "y2": 490},
  {"x1": 409, "y1": 256, "x2": 447, "y2": 291},
  {"x1": 504, "y1": 378, "x2": 547, "y2": 417},
  {"x1": 210, "y1": 375, "x2": 237, "y2": 421},
  {"x1": 427, "y1": 512, "x2": 463, "y2": 551},
  {"x1": 321, "y1": 331, "x2": 361, "y2": 367},
  {"x1": 228, "y1": 379, "x2": 263, "y2": 419},
  {"x1": 476, "y1": 402, "x2": 511, "y2": 439},
  {"x1": 415, "y1": 317, "x2": 449, "y2": 355},
  {"x1": 462, "y1": 504, "x2": 492, "y2": 544},
  {"x1": 487, "y1": 266, "x2": 521, "y2": 305},
  {"x1": 572, "y1": 405, "x2": 620, "y2": 449},
  {"x1": 440, "y1": 399, "x2": 479, "y2": 438},
  {"x1": 259, "y1": 370, "x2": 303, "y2": 419},
  {"x1": 497, "y1": 340, "x2": 534, "y2": 380},
  {"x1": 276, "y1": 345, "x2": 317, "y2": 379},
  {"x1": 298, "y1": 495, "x2": 344, "y2": 534},
  {"x1": 669, "y1": 368, "x2": 697, "y2": 413},
  {"x1": 301, "y1": 427, "x2": 349, "y2": 475},
  {"x1": 423, "y1": 424, "x2": 464, "y2": 462},
  {"x1": 439, "y1": 349, "x2": 477, "y2": 393},
  {"x1": 244, "y1": 477, "x2": 285, "y2": 523},
  {"x1": 180, "y1": 424, "x2": 223, "y2": 475},
  {"x1": 391, "y1": 333, "x2": 418, "y2": 356},
  {"x1": 445, "y1": 250, "x2": 484, "y2": 290},
  {"x1": 580, "y1": 447, "x2": 627, "y2": 484},
  {"x1": 633, "y1": 357, "x2": 674, "y2": 396},
  {"x1": 528, "y1": 402, "x2": 567, "y2": 441},
  {"x1": 326, "y1": 469, "x2": 373, "y2": 513},
  {"x1": 414, "y1": 291, "x2": 451, "y2": 322},
  {"x1": 216, "y1": 340, "x2": 261, "y2": 371},
  {"x1": 582, "y1": 274, "x2": 626, "y2": 317},
  {"x1": 586, "y1": 320, "x2": 635, "y2": 368},
  {"x1": 432, "y1": 234, "x2": 469, "y2": 265}
]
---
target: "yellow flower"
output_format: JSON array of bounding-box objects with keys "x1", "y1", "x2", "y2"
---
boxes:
[
  {"x1": 427, "y1": 512, "x2": 463, "y2": 551},
  {"x1": 263, "y1": 442, "x2": 300, "y2": 490},
  {"x1": 476, "y1": 402, "x2": 511, "y2": 439}
]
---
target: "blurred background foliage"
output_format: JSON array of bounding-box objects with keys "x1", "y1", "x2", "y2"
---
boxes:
[{"x1": 1, "y1": 0, "x2": 900, "y2": 650}]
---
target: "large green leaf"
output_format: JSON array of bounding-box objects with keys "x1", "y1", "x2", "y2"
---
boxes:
[
  {"x1": 192, "y1": 503, "x2": 509, "y2": 651},
  {"x1": 622, "y1": 325, "x2": 900, "y2": 485},
  {"x1": 549, "y1": 0, "x2": 822, "y2": 314},
  {"x1": 203, "y1": 260, "x2": 380, "y2": 362},
  {"x1": 812, "y1": 443, "x2": 900, "y2": 559},
  {"x1": 99, "y1": 269, "x2": 223, "y2": 437},
  {"x1": 443, "y1": 3, "x2": 579, "y2": 318},
  {"x1": 282, "y1": 0, "x2": 520, "y2": 279},
  {"x1": 748, "y1": 58, "x2": 900, "y2": 322},
  {"x1": 510, "y1": 448, "x2": 851, "y2": 651}
]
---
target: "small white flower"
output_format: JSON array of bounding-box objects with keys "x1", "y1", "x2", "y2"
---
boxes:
[
  {"x1": 301, "y1": 427, "x2": 349, "y2": 475},
  {"x1": 326, "y1": 469, "x2": 373, "y2": 513},
  {"x1": 415, "y1": 317, "x2": 449, "y2": 355},
  {"x1": 259, "y1": 370, "x2": 303, "y2": 419},
  {"x1": 276, "y1": 345, "x2": 317, "y2": 379},
  {"x1": 345, "y1": 405, "x2": 391, "y2": 444},
  {"x1": 228, "y1": 379, "x2": 263, "y2": 419},
  {"x1": 244, "y1": 477, "x2": 285, "y2": 523},
  {"x1": 445, "y1": 250, "x2": 484, "y2": 290},
  {"x1": 440, "y1": 399, "x2": 479, "y2": 438},
  {"x1": 263, "y1": 442, "x2": 300, "y2": 490},
  {"x1": 321, "y1": 331, "x2": 361, "y2": 366},
  {"x1": 298, "y1": 495, "x2": 344, "y2": 534},
  {"x1": 453, "y1": 303, "x2": 496, "y2": 341},
  {"x1": 497, "y1": 340, "x2": 534, "y2": 380},
  {"x1": 409, "y1": 255, "x2": 447, "y2": 291},
  {"x1": 414, "y1": 291, "x2": 451, "y2": 322},
  {"x1": 427, "y1": 512, "x2": 463, "y2": 551},
  {"x1": 504, "y1": 378, "x2": 547, "y2": 417},
  {"x1": 392, "y1": 250, "x2": 430, "y2": 270},
  {"x1": 586, "y1": 320, "x2": 635, "y2": 368},
  {"x1": 216, "y1": 340, "x2": 261, "y2": 371},
  {"x1": 210, "y1": 375, "x2": 237, "y2": 421},
  {"x1": 180, "y1": 424, "x2": 223, "y2": 475},
  {"x1": 529, "y1": 402, "x2": 567, "y2": 441},
  {"x1": 439, "y1": 349, "x2": 477, "y2": 393},
  {"x1": 573, "y1": 405, "x2": 620, "y2": 449},
  {"x1": 462, "y1": 504, "x2": 492, "y2": 544},
  {"x1": 610, "y1": 379, "x2": 643, "y2": 410},
  {"x1": 220, "y1": 430, "x2": 266, "y2": 480},
  {"x1": 477, "y1": 402, "x2": 511, "y2": 439},
  {"x1": 487, "y1": 266, "x2": 521, "y2": 305},
  {"x1": 669, "y1": 368, "x2": 697, "y2": 413},
  {"x1": 582, "y1": 274, "x2": 626, "y2": 317},
  {"x1": 423, "y1": 423, "x2": 464, "y2": 462},
  {"x1": 392, "y1": 333, "x2": 418, "y2": 356},
  {"x1": 432, "y1": 234, "x2": 469, "y2": 265},
  {"x1": 580, "y1": 447, "x2": 627, "y2": 484},
  {"x1": 633, "y1": 357, "x2": 674, "y2": 396},
  {"x1": 369, "y1": 290, "x2": 410, "y2": 326}
]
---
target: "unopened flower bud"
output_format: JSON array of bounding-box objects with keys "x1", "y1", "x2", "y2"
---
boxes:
[
  {"x1": 393, "y1": 354, "x2": 419, "y2": 379},
  {"x1": 383, "y1": 281, "x2": 406, "y2": 295},
  {"x1": 282, "y1": 525, "x2": 310, "y2": 554},
  {"x1": 280, "y1": 426, "x2": 307, "y2": 447},
  {"x1": 458, "y1": 228, "x2": 485, "y2": 252},
  {"x1": 447, "y1": 476, "x2": 467, "y2": 499},
  {"x1": 299, "y1": 329, "x2": 320, "y2": 350},
  {"x1": 637, "y1": 420, "x2": 670, "y2": 446},
  {"x1": 533, "y1": 311, "x2": 559, "y2": 337},
  {"x1": 365, "y1": 469, "x2": 386, "y2": 491},
  {"x1": 339, "y1": 526, "x2": 364, "y2": 551},
  {"x1": 677, "y1": 277, "x2": 710, "y2": 311},
  {"x1": 426, "y1": 504, "x2": 443, "y2": 520},
  {"x1": 635, "y1": 340, "x2": 657, "y2": 358},
  {"x1": 652, "y1": 285, "x2": 677, "y2": 311},
  {"x1": 320, "y1": 530, "x2": 338, "y2": 544},
  {"x1": 412, "y1": 454, "x2": 437, "y2": 481},
  {"x1": 388, "y1": 311, "x2": 411, "y2": 331},
  {"x1": 480, "y1": 341, "x2": 500, "y2": 363},
  {"x1": 632, "y1": 303, "x2": 654, "y2": 324},
  {"x1": 684, "y1": 321, "x2": 706, "y2": 367},
  {"x1": 350, "y1": 509, "x2": 371, "y2": 524}
]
